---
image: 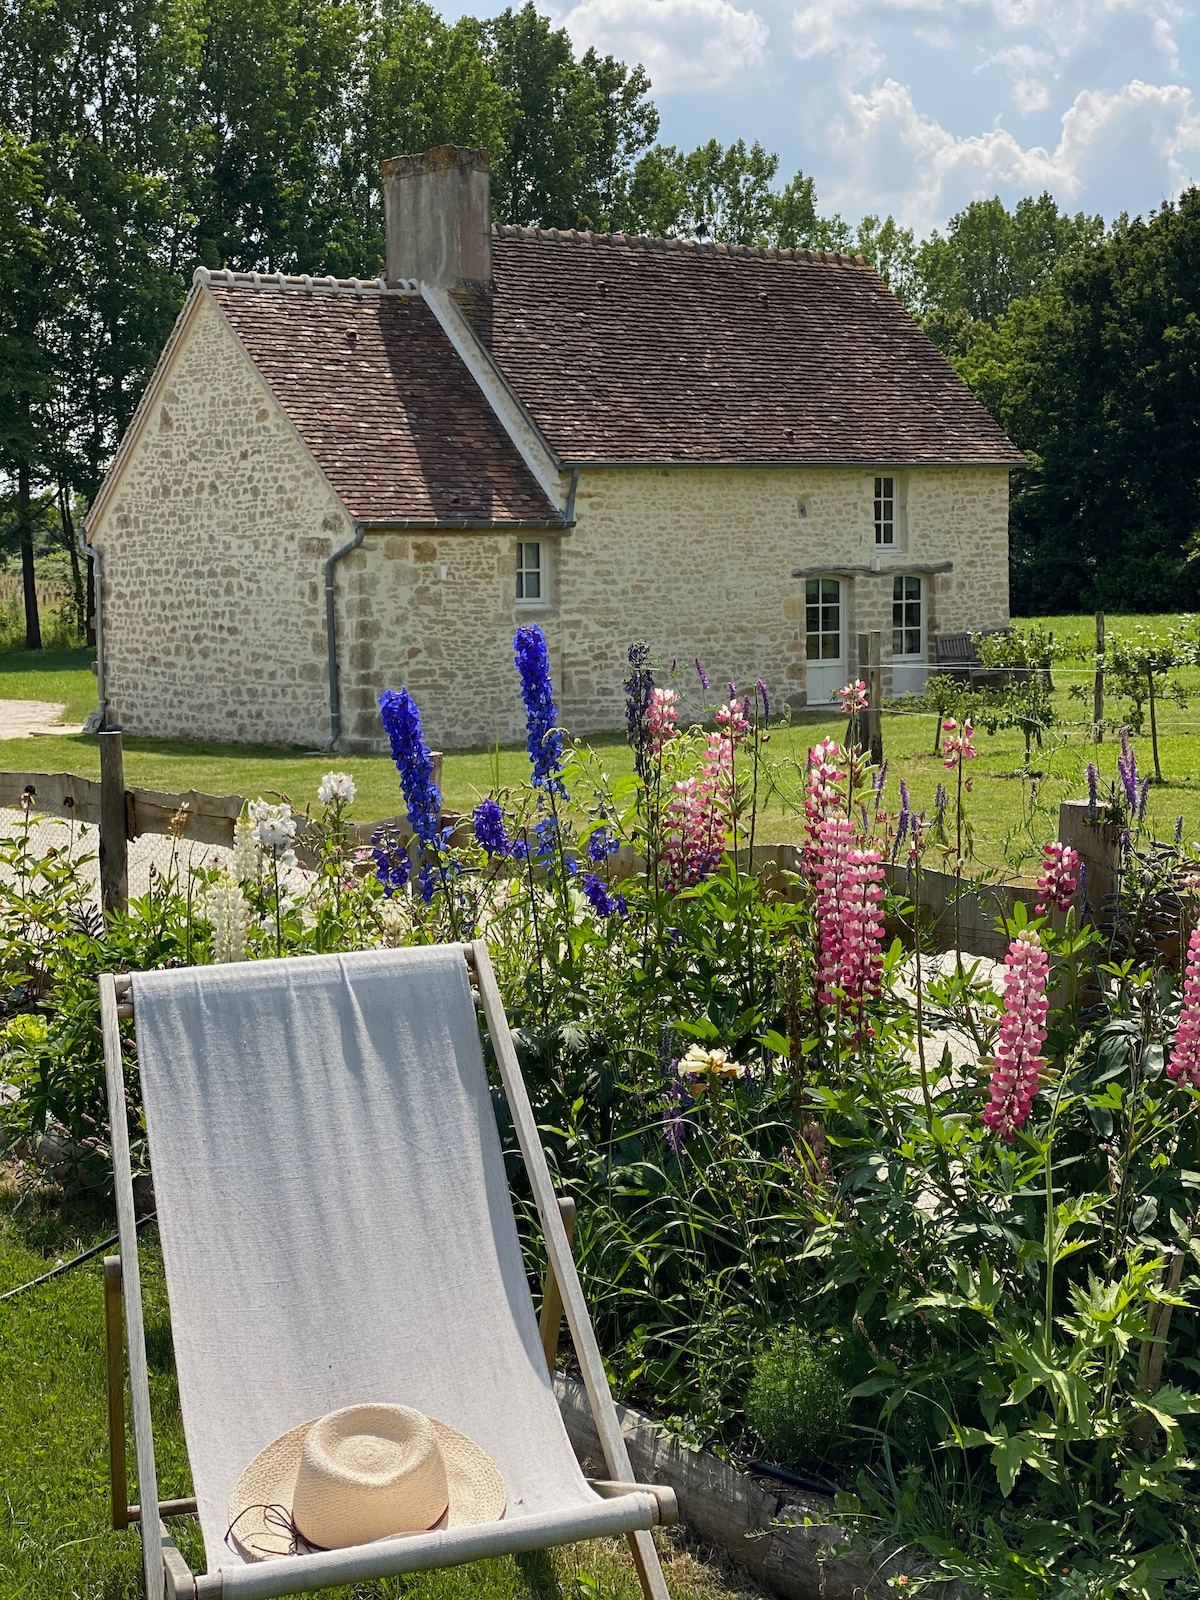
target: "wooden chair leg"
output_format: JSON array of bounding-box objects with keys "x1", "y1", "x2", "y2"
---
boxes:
[
  {"x1": 627, "y1": 1528, "x2": 671, "y2": 1600},
  {"x1": 538, "y1": 1197, "x2": 577, "y2": 1377},
  {"x1": 104, "y1": 1257, "x2": 130, "y2": 1531}
]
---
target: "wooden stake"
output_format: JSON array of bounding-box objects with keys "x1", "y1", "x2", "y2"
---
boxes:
[
  {"x1": 539, "y1": 1196, "x2": 578, "y2": 1377},
  {"x1": 1094, "y1": 611, "x2": 1105, "y2": 744},
  {"x1": 99, "y1": 731, "x2": 128, "y2": 914}
]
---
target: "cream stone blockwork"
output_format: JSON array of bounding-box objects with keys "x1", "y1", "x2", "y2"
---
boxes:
[
  {"x1": 87, "y1": 292, "x2": 350, "y2": 747},
  {"x1": 335, "y1": 464, "x2": 1009, "y2": 752}
]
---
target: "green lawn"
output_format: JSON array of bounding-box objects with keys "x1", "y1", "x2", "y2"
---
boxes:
[
  {"x1": 0, "y1": 1179, "x2": 740, "y2": 1600},
  {"x1": 4, "y1": 619, "x2": 1200, "y2": 869}
]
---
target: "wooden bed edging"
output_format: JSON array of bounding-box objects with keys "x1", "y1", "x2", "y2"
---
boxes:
[{"x1": 555, "y1": 1376, "x2": 873, "y2": 1600}]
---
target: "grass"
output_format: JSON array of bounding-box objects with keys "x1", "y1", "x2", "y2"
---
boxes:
[
  {"x1": 0, "y1": 1176, "x2": 755, "y2": 1600},
  {"x1": 7, "y1": 617, "x2": 1200, "y2": 868}
]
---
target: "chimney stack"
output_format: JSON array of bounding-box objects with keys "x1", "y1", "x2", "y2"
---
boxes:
[{"x1": 381, "y1": 146, "x2": 492, "y2": 289}]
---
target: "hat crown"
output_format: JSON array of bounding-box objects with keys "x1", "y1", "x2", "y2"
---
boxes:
[{"x1": 291, "y1": 1404, "x2": 449, "y2": 1548}]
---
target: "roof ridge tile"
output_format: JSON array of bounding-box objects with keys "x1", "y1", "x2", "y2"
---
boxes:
[
  {"x1": 195, "y1": 266, "x2": 422, "y2": 296},
  {"x1": 490, "y1": 223, "x2": 868, "y2": 268}
]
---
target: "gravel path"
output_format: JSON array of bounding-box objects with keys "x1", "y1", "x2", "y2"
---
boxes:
[{"x1": 0, "y1": 699, "x2": 82, "y2": 739}]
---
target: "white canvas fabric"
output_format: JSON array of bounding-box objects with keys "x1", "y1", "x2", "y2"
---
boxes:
[{"x1": 132, "y1": 946, "x2": 599, "y2": 1571}]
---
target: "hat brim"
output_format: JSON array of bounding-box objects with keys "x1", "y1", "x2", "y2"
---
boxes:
[{"x1": 227, "y1": 1414, "x2": 507, "y2": 1562}]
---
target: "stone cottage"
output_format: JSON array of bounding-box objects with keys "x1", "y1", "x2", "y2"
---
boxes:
[{"x1": 82, "y1": 146, "x2": 1023, "y2": 752}]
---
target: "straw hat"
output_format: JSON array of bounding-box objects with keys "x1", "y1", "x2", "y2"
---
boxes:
[{"x1": 227, "y1": 1403, "x2": 506, "y2": 1561}]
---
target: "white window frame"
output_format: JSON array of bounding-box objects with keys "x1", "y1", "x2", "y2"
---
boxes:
[
  {"x1": 892, "y1": 574, "x2": 924, "y2": 660},
  {"x1": 515, "y1": 540, "x2": 548, "y2": 607},
  {"x1": 805, "y1": 576, "x2": 843, "y2": 663},
  {"x1": 874, "y1": 476, "x2": 895, "y2": 546}
]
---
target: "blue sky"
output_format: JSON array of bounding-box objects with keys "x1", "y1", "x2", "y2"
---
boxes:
[{"x1": 444, "y1": 0, "x2": 1200, "y2": 234}]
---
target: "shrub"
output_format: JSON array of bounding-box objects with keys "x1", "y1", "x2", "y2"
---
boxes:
[{"x1": 745, "y1": 1328, "x2": 848, "y2": 1468}]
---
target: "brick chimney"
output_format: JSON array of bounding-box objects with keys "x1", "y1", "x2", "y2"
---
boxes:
[{"x1": 381, "y1": 146, "x2": 492, "y2": 289}]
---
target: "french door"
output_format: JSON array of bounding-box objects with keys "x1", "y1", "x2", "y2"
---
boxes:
[{"x1": 805, "y1": 577, "x2": 845, "y2": 706}]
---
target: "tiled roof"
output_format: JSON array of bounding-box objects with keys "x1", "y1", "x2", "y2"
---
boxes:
[
  {"x1": 488, "y1": 227, "x2": 1024, "y2": 467},
  {"x1": 208, "y1": 278, "x2": 563, "y2": 525}
]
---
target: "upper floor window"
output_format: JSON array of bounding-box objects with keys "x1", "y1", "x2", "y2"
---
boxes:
[
  {"x1": 516, "y1": 541, "x2": 544, "y2": 605},
  {"x1": 893, "y1": 574, "x2": 922, "y2": 658},
  {"x1": 874, "y1": 476, "x2": 895, "y2": 545}
]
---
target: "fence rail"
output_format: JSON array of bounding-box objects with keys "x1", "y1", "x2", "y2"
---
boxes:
[{"x1": 0, "y1": 747, "x2": 1110, "y2": 960}]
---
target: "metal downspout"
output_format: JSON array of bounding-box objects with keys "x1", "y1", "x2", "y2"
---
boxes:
[
  {"x1": 78, "y1": 532, "x2": 106, "y2": 729},
  {"x1": 564, "y1": 466, "x2": 580, "y2": 525},
  {"x1": 324, "y1": 521, "x2": 365, "y2": 750}
]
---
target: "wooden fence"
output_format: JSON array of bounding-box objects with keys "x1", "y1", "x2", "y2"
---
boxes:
[{"x1": 1, "y1": 739, "x2": 1117, "y2": 958}]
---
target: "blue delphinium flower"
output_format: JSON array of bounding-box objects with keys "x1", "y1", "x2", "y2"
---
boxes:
[
  {"x1": 378, "y1": 687, "x2": 446, "y2": 903},
  {"x1": 582, "y1": 873, "x2": 627, "y2": 918},
  {"x1": 1085, "y1": 761, "x2": 1099, "y2": 820},
  {"x1": 533, "y1": 815, "x2": 575, "y2": 874},
  {"x1": 472, "y1": 798, "x2": 511, "y2": 858},
  {"x1": 371, "y1": 826, "x2": 411, "y2": 899},
  {"x1": 514, "y1": 626, "x2": 567, "y2": 796},
  {"x1": 624, "y1": 642, "x2": 655, "y2": 776},
  {"x1": 587, "y1": 824, "x2": 619, "y2": 864},
  {"x1": 379, "y1": 688, "x2": 442, "y2": 846}
]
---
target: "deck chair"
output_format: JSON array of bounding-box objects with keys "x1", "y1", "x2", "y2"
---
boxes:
[{"x1": 100, "y1": 942, "x2": 676, "y2": 1600}]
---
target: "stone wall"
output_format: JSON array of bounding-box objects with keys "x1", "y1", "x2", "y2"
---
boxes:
[
  {"x1": 336, "y1": 463, "x2": 1010, "y2": 751},
  {"x1": 87, "y1": 291, "x2": 349, "y2": 748}
]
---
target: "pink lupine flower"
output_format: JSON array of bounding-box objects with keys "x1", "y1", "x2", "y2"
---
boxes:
[
  {"x1": 814, "y1": 817, "x2": 886, "y2": 1024},
  {"x1": 982, "y1": 930, "x2": 1049, "y2": 1141},
  {"x1": 646, "y1": 687, "x2": 679, "y2": 754},
  {"x1": 715, "y1": 696, "x2": 750, "y2": 741},
  {"x1": 1167, "y1": 925, "x2": 1200, "y2": 1088},
  {"x1": 1035, "y1": 842, "x2": 1080, "y2": 916},
  {"x1": 839, "y1": 680, "x2": 869, "y2": 716},
  {"x1": 804, "y1": 739, "x2": 846, "y2": 869},
  {"x1": 942, "y1": 719, "x2": 978, "y2": 769}
]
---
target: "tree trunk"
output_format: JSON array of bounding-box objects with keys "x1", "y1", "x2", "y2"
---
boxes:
[
  {"x1": 57, "y1": 483, "x2": 85, "y2": 638},
  {"x1": 18, "y1": 456, "x2": 41, "y2": 651},
  {"x1": 1148, "y1": 671, "x2": 1161, "y2": 782}
]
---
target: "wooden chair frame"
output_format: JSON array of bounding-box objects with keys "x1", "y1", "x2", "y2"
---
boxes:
[{"x1": 101, "y1": 941, "x2": 675, "y2": 1600}]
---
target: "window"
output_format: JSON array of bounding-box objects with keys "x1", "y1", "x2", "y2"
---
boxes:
[
  {"x1": 874, "y1": 476, "x2": 895, "y2": 545},
  {"x1": 516, "y1": 541, "x2": 544, "y2": 604},
  {"x1": 805, "y1": 577, "x2": 842, "y2": 660},
  {"x1": 892, "y1": 575, "x2": 922, "y2": 658}
]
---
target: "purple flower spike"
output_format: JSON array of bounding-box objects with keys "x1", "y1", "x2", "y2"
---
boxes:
[
  {"x1": 695, "y1": 658, "x2": 709, "y2": 691},
  {"x1": 1085, "y1": 761, "x2": 1099, "y2": 820},
  {"x1": 1176, "y1": 815, "x2": 1185, "y2": 847},
  {"x1": 1137, "y1": 776, "x2": 1151, "y2": 824},
  {"x1": 1118, "y1": 732, "x2": 1139, "y2": 812},
  {"x1": 756, "y1": 678, "x2": 770, "y2": 722}
]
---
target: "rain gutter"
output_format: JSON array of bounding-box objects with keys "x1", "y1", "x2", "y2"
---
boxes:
[
  {"x1": 324, "y1": 520, "x2": 365, "y2": 751},
  {"x1": 79, "y1": 532, "x2": 107, "y2": 729}
]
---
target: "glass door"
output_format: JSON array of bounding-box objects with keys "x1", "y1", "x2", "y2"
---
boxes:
[
  {"x1": 805, "y1": 577, "x2": 844, "y2": 705},
  {"x1": 891, "y1": 574, "x2": 928, "y2": 696}
]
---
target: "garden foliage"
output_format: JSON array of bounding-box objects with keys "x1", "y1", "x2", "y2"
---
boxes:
[{"x1": 2, "y1": 634, "x2": 1200, "y2": 1598}]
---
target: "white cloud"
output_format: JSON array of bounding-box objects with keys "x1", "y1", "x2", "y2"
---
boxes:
[
  {"x1": 826, "y1": 76, "x2": 1200, "y2": 230},
  {"x1": 559, "y1": 0, "x2": 768, "y2": 90},
  {"x1": 791, "y1": 0, "x2": 883, "y2": 78},
  {"x1": 1012, "y1": 77, "x2": 1051, "y2": 113}
]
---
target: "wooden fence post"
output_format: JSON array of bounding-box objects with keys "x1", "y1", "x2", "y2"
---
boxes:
[
  {"x1": 1094, "y1": 611, "x2": 1105, "y2": 744},
  {"x1": 857, "y1": 630, "x2": 884, "y2": 766},
  {"x1": 99, "y1": 731, "x2": 128, "y2": 914}
]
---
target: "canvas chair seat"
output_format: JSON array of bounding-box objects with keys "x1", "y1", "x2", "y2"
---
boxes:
[{"x1": 102, "y1": 944, "x2": 673, "y2": 1600}]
